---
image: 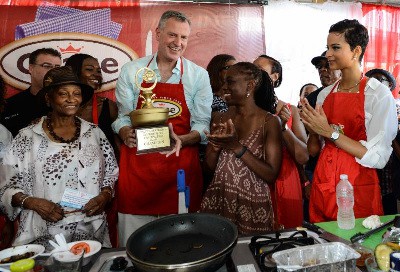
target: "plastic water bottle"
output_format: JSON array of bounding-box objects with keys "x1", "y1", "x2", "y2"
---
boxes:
[{"x1": 336, "y1": 174, "x2": 355, "y2": 229}]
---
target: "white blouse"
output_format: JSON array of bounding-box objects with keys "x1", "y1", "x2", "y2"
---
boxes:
[{"x1": 316, "y1": 77, "x2": 398, "y2": 169}]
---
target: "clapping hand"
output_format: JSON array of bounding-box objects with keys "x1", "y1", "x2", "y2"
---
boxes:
[
  {"x1": 206, "y1": 119, "x2": 240, "y2": 151},
  {"x1": 299, "y1": 98, "x2": 330, "y2": 136},
  {"x1": 278, "y1": 103, "x2": 291, "y2": 129}
]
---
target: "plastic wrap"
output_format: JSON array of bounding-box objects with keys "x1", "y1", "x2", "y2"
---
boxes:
[{"x1": 272, "y1": 242, "x2": 360, "y2": 272}]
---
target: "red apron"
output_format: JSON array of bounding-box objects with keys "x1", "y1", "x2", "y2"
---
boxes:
[
  {"x1": 269, "y1": 104, "x2": 303, "y2": 229},
  {"x1": 309, "y1": 78, "x2": 383, "y2": 223},
  {"x1": 117, "y1": 57, "x2": 203, "y2": 215}
]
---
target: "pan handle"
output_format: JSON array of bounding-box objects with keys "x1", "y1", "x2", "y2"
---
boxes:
[{"x1": 177, "y1": 169, "x2": 185, "y2": 192}]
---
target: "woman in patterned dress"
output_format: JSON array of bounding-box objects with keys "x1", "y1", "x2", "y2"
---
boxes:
[
  {"x1": 201, "y1": 62, "x2": 282, "y2": 234},
  {"x1": 0, "y1": 67, "x2": 119, "y2": 250}
]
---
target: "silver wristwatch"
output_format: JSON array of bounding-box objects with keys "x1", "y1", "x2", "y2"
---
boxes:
[{"x1": 330, "y1": 131, "x2": 340, "y2": 142}]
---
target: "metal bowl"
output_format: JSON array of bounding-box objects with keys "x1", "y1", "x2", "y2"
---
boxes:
[{"x1": 128, "y1": 108, "x2": 169, "y2": 127}]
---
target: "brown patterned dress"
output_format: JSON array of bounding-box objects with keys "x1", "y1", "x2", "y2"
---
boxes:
[{"x1": 200, "y1": 125, "x2": 274, "y2": 235}]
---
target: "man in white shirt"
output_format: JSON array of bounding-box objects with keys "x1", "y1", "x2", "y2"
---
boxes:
[{"x1": 112, "y1": 10, "x2": 213, "y2": 246}]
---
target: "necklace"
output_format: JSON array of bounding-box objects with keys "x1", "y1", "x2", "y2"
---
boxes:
[
  {"x1": 46, "y1": 114, "x2": 81, "y2": 143},
  {"x1": 338, "y1": 73, "x2": 364, "y2": 92}
]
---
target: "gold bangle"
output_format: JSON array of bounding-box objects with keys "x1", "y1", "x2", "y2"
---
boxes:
[{"x1": 20, "y1": 195, "x2": 31, "y2": 209}]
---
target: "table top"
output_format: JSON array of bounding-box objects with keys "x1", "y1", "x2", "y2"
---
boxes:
[{"x1": 316, "y1": 214, "x2": 397, "y2": 250}]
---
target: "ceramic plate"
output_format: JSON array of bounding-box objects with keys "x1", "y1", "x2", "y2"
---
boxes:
[
  {"x1": 51, "y1": 240, "x2": 101, "y2": 265},
  {"x1": 0, "y1": 244, "x2": 45, "y2": 267},
  {"x1": 67, "y1": 240, "x2": 101, "y2": 258}
]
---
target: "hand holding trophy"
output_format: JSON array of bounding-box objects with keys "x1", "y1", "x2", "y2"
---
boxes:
[{"x1": 128, "y1": 67, "x2": 172, "y2": 154}]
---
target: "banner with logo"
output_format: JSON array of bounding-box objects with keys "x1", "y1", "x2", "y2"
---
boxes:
[{"x1": 0, "y1": 2, "x2": 264, "y2": 99}]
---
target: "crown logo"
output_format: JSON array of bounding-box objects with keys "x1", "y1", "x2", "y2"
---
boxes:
[{"x1": 57, "y1": 43, "x2": 84, "y2": 54}]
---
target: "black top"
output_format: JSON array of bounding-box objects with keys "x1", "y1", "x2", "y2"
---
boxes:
[
  {"x1": 305, "y1": 86, "x2": 324, "y2": 108},
  {"x1": 1, "y1": 88, "x2": 50, "y2": 137},
  {"x1": 98, "y1": 98, "x2": 118, "y2": 157},
  {"x1": 303, "y1": 86, "x2": 324, "y2": 176}
]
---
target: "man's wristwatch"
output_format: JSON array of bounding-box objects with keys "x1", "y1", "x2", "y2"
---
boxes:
[{"x1": 330, "y1": 131, "x2": 340, "y2": 142}]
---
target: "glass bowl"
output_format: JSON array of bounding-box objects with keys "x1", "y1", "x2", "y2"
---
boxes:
[
  {"x1": 365, "y1": 256, "x2": 385, "y2": 272},
  {"x1": 349, "y1": 243, "x2": 373, "y2": 267}
]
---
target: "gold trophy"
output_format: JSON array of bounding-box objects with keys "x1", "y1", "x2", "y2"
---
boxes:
[{"x1": 128, "y1": 67, "x2": 170, "y2": 154}]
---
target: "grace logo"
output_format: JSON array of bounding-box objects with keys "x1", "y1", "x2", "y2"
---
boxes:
[{"x1": 0, "y1": 33, "x2": 138, "y2": 91}]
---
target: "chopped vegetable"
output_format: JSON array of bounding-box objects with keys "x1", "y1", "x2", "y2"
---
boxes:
[
  {"x1": 70, "y1": 242, "x2": 90, "y2": 255},
  {"x1": 375, "y1": 243, "x2": 393, "y2": 271}
]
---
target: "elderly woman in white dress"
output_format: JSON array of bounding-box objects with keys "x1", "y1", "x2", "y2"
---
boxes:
[{"x1": 0, "y1": 66, "x2": 119, "y2": 250}]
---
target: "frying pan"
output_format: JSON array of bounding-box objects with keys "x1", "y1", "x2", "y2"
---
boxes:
[{"x1": 126, "y1": 213, "x2": 238, "y2": 272}]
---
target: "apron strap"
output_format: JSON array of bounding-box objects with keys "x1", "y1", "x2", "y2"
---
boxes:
[{"x1": 145, "y1": 55, "x2": 184, "y2": 84}]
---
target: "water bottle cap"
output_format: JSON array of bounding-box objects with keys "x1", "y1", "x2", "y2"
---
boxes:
[{"x1": 340, "y1": 174, "x2": 348, "y2": 180}]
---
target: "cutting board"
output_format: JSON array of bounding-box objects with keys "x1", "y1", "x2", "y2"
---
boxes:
[{"x1": 316, "y1": 214, "x2": 398, "y2": 250}]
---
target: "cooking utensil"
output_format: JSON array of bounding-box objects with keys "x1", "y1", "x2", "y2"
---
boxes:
[
  {"x1": 54, "y1": 234, "x2": 69, "y2": 251},
  {"x1": 49, "y1": 240, "x2": 62, "y2": 251},
  {"x1": 350, "y1": 216, "x2": 400, "y2": 244},
  {"x1": 177, "y1": 169, "x2": 188, "y2": 214},
  {"x1": 126, "y1": 213, "x2": 238, "y2": 272},
  {"x1": 302, "y1": 221, "x2": 323, "y2": 234},
  {"x1": 302, "y1": 221, "x2": 350, "y2": 244}
]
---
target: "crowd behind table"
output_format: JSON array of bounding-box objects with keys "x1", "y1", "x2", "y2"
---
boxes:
[{"x1": 0, "y1": 10, "x2": 399, "y2": 253}]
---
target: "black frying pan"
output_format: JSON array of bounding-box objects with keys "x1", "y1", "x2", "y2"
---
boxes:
[{"x1": 126, "y1": 213, "x2": 238, "y2": 272}]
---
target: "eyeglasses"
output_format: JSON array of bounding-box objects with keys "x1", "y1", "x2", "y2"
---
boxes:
[
  {"x1": 315, "y1": 63, "x2": 330, "y2": 70},
  {"x1": 33, "y1": 63, "x2": 61, "y2": 70}
]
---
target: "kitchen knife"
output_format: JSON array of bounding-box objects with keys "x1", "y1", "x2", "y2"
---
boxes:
[
  {"x1": 177, "y1": 169, "x2": 187, "y2": 214},
  {"x1": 301, "y1": 221, "x2": 351, "y2": 244},
  {"x1": 302, "y1": 221, "x2": 323, "y2": 234},
  {"x1": 350, "y1": 215, "x2": 400, "y2": 244}
]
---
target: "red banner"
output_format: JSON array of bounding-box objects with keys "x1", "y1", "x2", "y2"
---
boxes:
[{"x1": 0, "y1": 2, "x2": 264, "y2": 99}]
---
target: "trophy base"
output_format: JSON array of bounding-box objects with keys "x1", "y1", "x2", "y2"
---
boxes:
[{"x1": 135, "y1": 125, "x2": 171, "y2": 154}]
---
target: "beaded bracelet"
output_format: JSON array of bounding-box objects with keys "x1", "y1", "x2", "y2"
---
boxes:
[
  {"x1": 20, "y1": 195, "x2": 31, "y2": 209},
  {"x1": 235, "y1": 146, "x2": 248, "y2": 159}
]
